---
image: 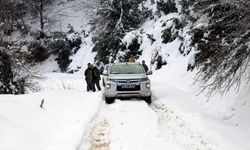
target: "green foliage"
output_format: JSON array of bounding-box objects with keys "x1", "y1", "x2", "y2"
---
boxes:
[
  {"x1": 127, "y1": 37, "x2": 142, "y2": 60},
  {"x1": 49, "y1": 39, "x2": 72, "y2": 72},
  {"x1": 156, "y1": 0, "x2": 178, "y2": 15},
  {"x1": 191, "y1": 28, "x2": 206, "y2": 46},
  {"x1": 52, "y1": 31, "x2": 67, "y2": 39},
  {"x1": 193, "y1": 1, "x2": 250, "y2": 95},
  {"x1": 0, "y1": 49, "x2": 32, "y2": 94},
  {"x1": 161, "y1": 28, "x2": 172, "y2": 43},
  {"x1": 28, "y1": 41, "x2": 49, "y2": 62},
  {"x1": 180, "y1": 0, "x2": 195, "y2": 14},
  {"x1": 173, "y1": 18, "x2": 184, "y2": 30},
  {"x1": 161, "y1": 26, "x2": 178, "y2": 44},
  {"x1": 93, "y1": 33, "x2": 124, "y2": 64},
  {"x1": 128, "y1": 38, "x2": 140, "y2": 52},
  {"x1": 28, "y1": 31, "x2": 82, "y2": 72},
  {"x1": 92, "y1": 0, "x2": 149, "y2": 64},
  {"x1": 68, "y1": 33, "x2": 82, "y2": 54},
  {"x1": 146, "y1": 34, "x2": 156, "y2": 44}
]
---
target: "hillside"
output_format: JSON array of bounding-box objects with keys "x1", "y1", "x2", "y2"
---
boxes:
[{"x1": 0, "y1": 0, "x2": 250, "y2": 149}]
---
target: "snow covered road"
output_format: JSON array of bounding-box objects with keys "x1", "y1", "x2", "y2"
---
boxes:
[
  {"x1": 79, "y1": 99, "x2": 217, "y2": 150},
  {"x1": 0, "y1": 73, "x2": 249, "y2": 150}
]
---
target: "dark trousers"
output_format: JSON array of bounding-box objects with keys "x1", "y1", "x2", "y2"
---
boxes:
[
  {"x1": 93, "y1": 80, "x2": 101, "y2": 92},
  {"x1": 86, "y1": 81, "x2": 93, "y2": 91}
]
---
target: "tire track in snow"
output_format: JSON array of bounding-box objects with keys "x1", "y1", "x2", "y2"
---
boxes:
[
  {"x1": 89, "y1": 119, "x2": 110, "y2": 150},
  {"x1": 80, "y1": 97, "x2": 217, "y2": 150},
  {"x1": 79, "y1": 102, "x2": 112, "y2": 150},
  {"x1": 150, "y1": 97, "x2": 217, "y2": 150},
  {"x1": 95, "y1": 100, "x2": 181, "y2": 150}
]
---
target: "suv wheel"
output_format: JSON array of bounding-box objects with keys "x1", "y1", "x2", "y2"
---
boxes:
[
  {"x1": 144, "y1": 96, "x2": 151, "y2": 104},
  {"x1": 105, "y1": 97, "x2": 115, "y2": 104}
]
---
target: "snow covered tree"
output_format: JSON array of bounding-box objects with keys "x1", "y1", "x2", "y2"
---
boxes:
[
  {"x1": 0, "y1": 0, "x2": 28, "y2": 35},
  {"x1": 91, "y1": 0, "x2": 149, "y2": 64},
  {"x1": 192, "y1": 0, "x2": 250, "y2": 95},
  {"x1": 0, "y1": 42, "x2": 34, "y2": 94},
  {"x1": 156, "y1": 0, "x2": 178, "y2": 15},
  {"x1": 28, "y1": 0, "x2": 54, "y2": 35},
  {"x1": 28, "y1": 31, "x2": 82, "y2": 72}
]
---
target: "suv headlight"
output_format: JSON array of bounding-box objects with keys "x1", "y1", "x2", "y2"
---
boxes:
[
  {"x1": 146, "y1": 83, "x2": 150, "y2": 88},
  {"x1": 107, "y1": 78, "x2": 116, "y2": 82},
  {"x1": 106, "y1": 83, "x2": 111, "y2": 89}
]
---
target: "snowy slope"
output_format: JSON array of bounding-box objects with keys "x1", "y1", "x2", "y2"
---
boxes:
[
  {"x1": 1, "y1": 0, "x2": 249, "y2": 150},
  {"x1": 120, "y1": 0, "x2": 250, "y2": 137},
  {"x1": 0, "y1": 74, "x2": 102, "y2": 150}
]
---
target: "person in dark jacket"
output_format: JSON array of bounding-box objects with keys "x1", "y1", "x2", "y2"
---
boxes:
[
  {"x1": 84, "y1": 63, "x2": 93, "y2": 91},
  {"x1": 92, "y1": 64, "x2": 101, "y2": 92},
  {"x1": 142, "y1": 60, "x2": 149, "y2": 73}
]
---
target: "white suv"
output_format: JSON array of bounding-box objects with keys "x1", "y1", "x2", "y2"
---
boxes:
[{"x1": 103, "y1": 62, "x2": 152, "y2": 104}]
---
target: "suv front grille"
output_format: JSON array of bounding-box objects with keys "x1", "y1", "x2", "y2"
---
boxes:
[
  {"x1": 116, "y1": 79, "x2": 141, "y2": 91},
  {"x1": 115, "y1": 79, "x2": 140, "y2": 83}
]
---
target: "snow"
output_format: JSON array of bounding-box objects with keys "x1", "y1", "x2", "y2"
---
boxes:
[
  {"x1": 67, "y1": 34, "x2": 96, "y2": 74},
  {"x1": 1, "y1": 64, "x2": 250, "y2": 150},
  {"x1": 0, "y1": 74, "x2": 102, "y2": 150},
  {"x1": 1, "y1": 1, "x2": 250, "y2": 150},
  {"x1": 150, "y1": 62, "x2": 250, "y2": 150},
  {"x1": 34, "y1": 55, "x2": 61, "y2": 73}
]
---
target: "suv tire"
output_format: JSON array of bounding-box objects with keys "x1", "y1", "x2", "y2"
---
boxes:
[
  {"x1": 144, "y1": 96, "x2": 151, "y2": 104},
  {"x1": 105, "y1": 97, "x2": 115, "y2": 104}
]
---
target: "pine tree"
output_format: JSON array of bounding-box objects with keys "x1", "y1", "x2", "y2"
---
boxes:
[{"x1": 91, "y1": 0, "x2": 149, "y2": 64}]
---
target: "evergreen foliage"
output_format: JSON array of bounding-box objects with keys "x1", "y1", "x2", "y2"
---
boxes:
[
  {"x1": 161, "y1": 19, "x2": 180, "y2": 44},
  {"x1": 190, "y1": 28, "x2": 206, "y2": 46},
  {"x1": 0, "y1": 47, "x2": 34, "y2": 94},
  {"x1": 127, "y1": 37, "x2": 142, "y2": 59},
  {"x1": 156, "y1": 0, "x2": 178, "y2": 15},
  {"x1": 162, "y1": 28, "x2": 173, "y2": 44},
  {"x1": 192, "y1": 0, "x2": 250, "y2": 95},
  {"x1": 146, "y1": 34, "x2": 156, "y2": 44},
  {"x1": 28, "y1": 41, "x2": 49, "y2": 62},
  {"x1": 28, "y1": 31, "x2": 82, "y2": 72},
  {"x1": 49, "y1": 39, "x2": 72, "y2": 72},
  {"x1": 91, "y1": 0, "x2": 149, "y2": 64}
]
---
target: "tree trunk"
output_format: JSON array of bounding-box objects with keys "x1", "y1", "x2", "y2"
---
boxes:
[{"x1": 40, "y1": 0, "x2": 44, "y2": 33}]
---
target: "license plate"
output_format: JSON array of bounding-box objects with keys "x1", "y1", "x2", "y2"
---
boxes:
[{"x1": 121, "y1": 84, "x2": 136, "y2": 89}]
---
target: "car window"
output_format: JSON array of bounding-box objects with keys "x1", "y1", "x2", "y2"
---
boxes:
[{"x1": 110, "y1": 64, "x2": 145, "y2": 74}]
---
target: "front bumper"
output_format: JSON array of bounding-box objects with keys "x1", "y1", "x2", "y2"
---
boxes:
[{"x1": 104, "y1": 80, "x2": 151, "y2": 98}]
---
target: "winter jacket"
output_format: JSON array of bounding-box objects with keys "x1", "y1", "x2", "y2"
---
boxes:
[
  {"x1": 92, "y1": 67, "x2": 101, "y2": 81},
  {"x1": 84, "y1": 68, "x2": 93, "y2": 82},
  {"x1": 142, "y1": 64, "x2": 149, "y2": 72}
]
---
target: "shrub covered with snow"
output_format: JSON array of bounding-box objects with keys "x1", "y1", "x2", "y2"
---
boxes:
[
  {"x1": 192, "y1": 1, "x2": 250, "y2": 95},
  {"x1": 0, "y1": 47, "x2": 34, "y2": 94},
  {"x1": 156, "y1": 0, "x2": 178, "y2": 15},
  {"x1": 28, "y1": 31, "x2": 82, "y2": 72}
]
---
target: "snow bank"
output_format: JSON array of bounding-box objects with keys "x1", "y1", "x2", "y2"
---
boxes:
[
  {"x1": 0, "y1": 74, "x2": 102, "y2": 150},
  {"x1": 149, "y1": 55, "x2": 250, "y2": 150}
]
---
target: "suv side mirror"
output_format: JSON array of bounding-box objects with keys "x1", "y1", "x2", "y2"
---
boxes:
[{"x1": 146, "y1": 70, "x2": 153, "y2": 75}]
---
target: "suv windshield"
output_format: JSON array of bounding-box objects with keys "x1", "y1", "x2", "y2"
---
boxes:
[{"x1": 110, "y1": 64, "x2": 145, "y2": 74}]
